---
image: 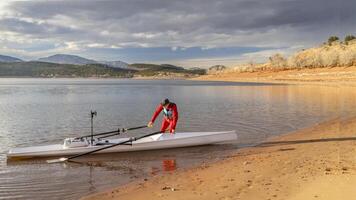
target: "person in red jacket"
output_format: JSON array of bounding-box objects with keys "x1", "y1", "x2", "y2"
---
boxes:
[{"x1": 148, "y1": 99, "x2": 178, "y2": 134}]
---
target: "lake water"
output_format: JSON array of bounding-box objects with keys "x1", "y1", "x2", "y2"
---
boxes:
[{"x1": 0, "y1": 78, "x2": 355, "y2": 200}]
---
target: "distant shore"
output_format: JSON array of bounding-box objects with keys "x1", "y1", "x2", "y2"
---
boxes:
[
  {"x1": 0, "y1": 74, "x2": 195, "y2": 80},
  {"x1": 3, "y1": 66, "x2": 356, "y2": 87},
  {"x1": 82, "y1": 116, "x2": 356, "y2": 200},
  {"x1": 192, "y1": 66, "x2": 356, "y2": 86}
]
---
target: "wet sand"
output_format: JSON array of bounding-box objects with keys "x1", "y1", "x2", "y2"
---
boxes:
[{"x1": 82, "y1": 117, "x2": 356, "y2": 200}]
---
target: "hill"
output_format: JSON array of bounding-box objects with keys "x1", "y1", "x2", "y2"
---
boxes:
[
  {"x1": 38, "y1": 54, "x2": 130, "y2": 69},
  {"x1": 203, "y1": 38, "x2": 356, "y2": 75},
  {"x1": 101, "y1": 60, "x2": 129, "y2": 69},
  {"x1": 195, "y1": 37, "x2": 356, "y2": 84},
  {"x1": 129, "y1": 63, "x2": 184, "y2": 71},
  {"x1": 38, "y1": 54, "x2": 97, "y2": 65},
  {"x1": 0, "y1": 55, "x2": 23, "y2": 62},
  {"x1": 0, "y1": 54, "x2": 206, "y2": 78},
  {"x1": 267, "y1": 40, "x2": 356, "y2": 70},
  {"x1": 0, "y1": 61, "x2": 206, "y2": 78},
  {"x1": 0, "y1": 61, "x2": 135, "y2": 78},
  {"x1": 128, "y1": 63, "x2": 202, "y2": 77}
]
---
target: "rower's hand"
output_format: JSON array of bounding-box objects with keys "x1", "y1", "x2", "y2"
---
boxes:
[
  {"x1": 147, "y1": 121, "x2": 153, "y2": 128},
  {"x1": 171, "y1": 129, "x2": 175, "y2": 134}
]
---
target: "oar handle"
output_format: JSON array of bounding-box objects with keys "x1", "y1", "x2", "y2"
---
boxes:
[{"x1": 67, "y1": 130, "x2": 162, "y2": 160}]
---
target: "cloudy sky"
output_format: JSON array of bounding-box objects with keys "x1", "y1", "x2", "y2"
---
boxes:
[{"x1": 0, "y1": 0, "x2": 355, "y2": 67}]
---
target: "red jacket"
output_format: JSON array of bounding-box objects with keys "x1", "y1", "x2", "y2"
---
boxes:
[{"x1": 150, "y1": 103, "x2": 178, "y2": 130}]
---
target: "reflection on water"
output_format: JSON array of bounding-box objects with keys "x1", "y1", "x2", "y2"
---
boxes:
[
  {"x1": 162, "y1": 159, "x2": 177, "y2": 172},
  {"x1": 150, "y1": 159, "x2": 177, "y2": 175},
  {"x1": 0, "y1": 79, "x2": 356, "y2": 200}
]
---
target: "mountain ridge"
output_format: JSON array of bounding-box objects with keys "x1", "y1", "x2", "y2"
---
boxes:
[
  {"x1": 0, "y1": 61, "x2": 205, "y2": 78},
  {"x1": 37, "y1": 54, "x2": 130, "y2": 69},
  {"x1": 38, "y1": 54, "x2": 97, "y2": 65},
  {"x1": 0, "y1": 55, "x2": 23, "y2": 62}
]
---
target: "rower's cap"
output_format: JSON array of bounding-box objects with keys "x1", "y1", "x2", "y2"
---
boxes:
[{"x1": 161, "y1": 98, "x2": 170, "y2": 106}]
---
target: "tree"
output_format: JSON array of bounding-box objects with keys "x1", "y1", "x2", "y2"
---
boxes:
[
  {"x1": 344, "y1": 35, "x2": 356, "y2": 44},
  {"x1": 328, "y1": 36, "x2": 339, "y2": 45}
]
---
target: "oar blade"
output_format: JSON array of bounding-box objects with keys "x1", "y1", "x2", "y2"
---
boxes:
[{"x1": 46, "y1": 157, "x2": 68, "y2": 164}]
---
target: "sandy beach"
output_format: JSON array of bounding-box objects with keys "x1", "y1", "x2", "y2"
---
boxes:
[
  {"x1": 82, "y1": 67, "x2": 356, "y2": 200},
  {"x1": 82, "y1": 116, "x2": 356, "y2": 200}
]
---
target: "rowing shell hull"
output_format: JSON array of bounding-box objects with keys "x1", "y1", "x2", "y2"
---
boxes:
[{"x1": 7, "y1": 131, "x2": 237, "y2": 159}]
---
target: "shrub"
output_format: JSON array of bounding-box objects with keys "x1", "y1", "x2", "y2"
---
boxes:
[
  {"x1": 328, "y1": 36, "x2": 339, "y2": 45},
  {"x1": 207, "y1": 65, "x2": 226, "y2": 74},
  {"x1": 338, "y1": 49, "x2": 356, "y2": 66},
  {"x1": 268, "y1": 54, "x2": 287, "y2": 69},
  {"x1": 320, "y1": 49, "x2": 339, "y2": 67},
  {"x1": 345, "y1": 35, "x2": 356, "y2": 44}
]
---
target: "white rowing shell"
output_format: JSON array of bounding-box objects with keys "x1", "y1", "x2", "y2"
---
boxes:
[{"x1": 7, "y1": 131, "x2": 237, "y2": 159}]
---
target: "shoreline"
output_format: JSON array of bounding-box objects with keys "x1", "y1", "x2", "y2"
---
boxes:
[
  {"x1": 2, "y1": 66, "x2": 356, "y2": 87},
  {"x1": 82, "y1": 117, "x2": 356, "y2": 200},
  {"x1": 192, "y1": 76, "x2": 356, "y2": 87},
  {"x1": 192, "y1": 66, "x2": 356, "y2": 87}
]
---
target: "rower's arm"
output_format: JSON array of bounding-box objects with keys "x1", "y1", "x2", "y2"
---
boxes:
[{"x1": 150, "y1": 104, "x2": 163, "y2": 123}]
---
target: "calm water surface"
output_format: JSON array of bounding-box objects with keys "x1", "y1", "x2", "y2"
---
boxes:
[{"x1": 0, "y1": 78, "x2": 355, "y2": 200}]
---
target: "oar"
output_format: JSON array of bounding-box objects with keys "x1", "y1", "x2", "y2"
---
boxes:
[
  {"x1": 97, "y1": 125, "x2": 150, "y2": 139},
  {"x1": 47, "y1": 130, "x2": 162, "y2": 164},
  {"x1": 97, "y1": 132, "x2": 121, "y2": 140},
  {"x1": 123, "y1": 125, "x2": 148, "y2": 132},
  {"x1": 76, "y1": 125, "x2": 148, "y2": 139},
  {"x1": 76, "y1": 129, "x2": 119, "y2": 139}
]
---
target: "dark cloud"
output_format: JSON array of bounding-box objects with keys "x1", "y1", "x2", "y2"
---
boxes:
[
  {"x1": 10, "y1": 0, "x2": 356, "y2": 32},
  {"x1": 11, "y1": 0, "x2": 174, "y2": 21},
  {"x1": 0, "y1": 18, "x2": 79, "y2": 36},
  {"x1": 1, "y1": 0, "x2": 356, "y2": 62}
]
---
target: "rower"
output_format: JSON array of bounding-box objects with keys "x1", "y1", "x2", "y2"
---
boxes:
[{"x1": 148, "y1": 98, "x2": 178, "y2": 134}]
